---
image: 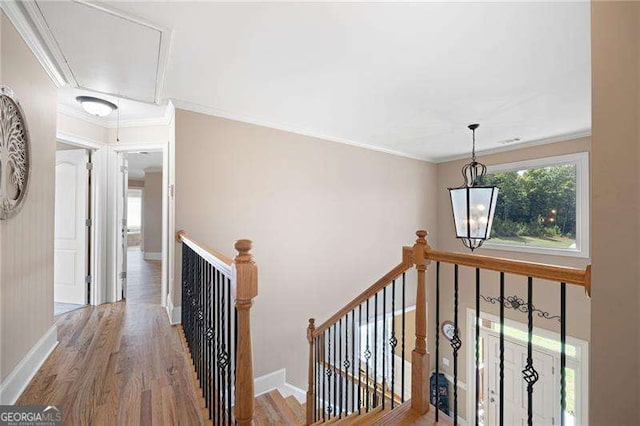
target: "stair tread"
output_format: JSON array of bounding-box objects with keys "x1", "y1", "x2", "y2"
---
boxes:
[
  {"x1": 255, "y1": 390, "x2": 303, "y2": 425},
  {"x1": 285, "y1": 396, "x2": 306, "y2": 425},
  {"x1": 338, "y1": 405, "x2": 389, "y2": 425}
]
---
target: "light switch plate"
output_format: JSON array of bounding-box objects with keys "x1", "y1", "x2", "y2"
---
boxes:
[{"x1": 442, "y1": 357, "x2": 450, "y2": 367}]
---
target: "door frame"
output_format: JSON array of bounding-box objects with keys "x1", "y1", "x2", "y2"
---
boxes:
[
  {"x1": 111, "y1": 142, "x2": 170, "y2": 307},
  {"x1": 465, "y1": 308, "x2": 589, "y2": 426},
  {"x1": 56, "y1": 133, "x2": 105, "y2": 306}
]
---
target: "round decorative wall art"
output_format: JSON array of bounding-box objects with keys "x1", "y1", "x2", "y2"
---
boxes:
[{"x1": 0, "y1": 86, "x2": 31, "y2": 220}]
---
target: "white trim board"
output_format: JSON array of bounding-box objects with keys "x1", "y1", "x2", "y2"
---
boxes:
[
  {"x1": 0, "y1": 326, "x2": 58, "y2": 404},
  {"x1": 254, "y1": 369, "x2": 306, "y2": 404},
  {"x1": 165, "y1": 295, "x2": 181, "y2": 325},
  {"x1": 144, "y1": 252, "x2": 162, "y2": 261}
]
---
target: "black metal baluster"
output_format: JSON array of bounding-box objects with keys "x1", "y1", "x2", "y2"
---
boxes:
[
  {"x1": 343, "y1": 314, "x2": 348, "y2": 415},
  {"x1": 365, "y1": 298, "x2": 371, "y2": 412},
  {"x1": 323, "y1": 330, "x2": 327, "y2": 421},
  {"x1": 401, "y1": 272, "x2": 406, "y2": 404},
  {"x1": 475, "y1": 268, "x2": 480, "y2": 426},
  {"x1": 390, "y1": 279, "x2": 396, "y2": 409},
  {"x1": 212, "y1": 267, "x2": 218, "y2": 422},
  {"x1": 351, "y1": 309, "x2": 356, "y2": 413},
  {"x1": 205, "y1": 263, "x2": 211, "y2": 419},
  {"x1": 181, "y1": 245, "x2": 187, "y2": 331},
  {"x1": 452, "y1": 264, "x2": 461, "y2": 426},
  {"x1": 333, "y1": 324, "x2": 337, "y2": 419},
  {"x1": 227, "y1": 277, "x2": 232, "y2": 426},
  {"x1": 435, "y1": 262, "x2": 440, "y2": 421},
  {"x1": 217, "y1": 269, "x2": 223, "y2": 425},
  {"x1": 315, "y1": 335, "x2": 319, "y2": 422},
  {"x1": 499, "y1": 272, "x2": 505, "y2": 426},
  {"x1": 560, "y1": 282, "x2": 566, "y2": 426},
  {"x1": 338, "y1": 317, "x2": 342, "y2": 418},
  {"x1": 382, "y1": 286, "x2": 386, "y2": 410},
  {"x1": 358, "y1": 304, "x2": 362, "y2": 414},
  {"x1": 373, "y1": 292, "x2": 378, "y2": 408},
  {"x1": 523, "y1": 277, "x2": 539, "y2": 426},
  {"x1": 197, "y1": 257, "x2": 204, "y2": 412}
]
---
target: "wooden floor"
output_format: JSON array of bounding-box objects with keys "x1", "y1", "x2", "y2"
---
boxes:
[
  {"x1": 126, "y1": 248, "x2": 162, "y2": 304},
  {"x1": 17, "y1": 249, "x2": 205, "y2": 425}
]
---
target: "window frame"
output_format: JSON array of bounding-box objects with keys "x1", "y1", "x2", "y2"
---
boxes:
[{"x1": 481, "y1": 152, "x2": 590, "y2": 258}]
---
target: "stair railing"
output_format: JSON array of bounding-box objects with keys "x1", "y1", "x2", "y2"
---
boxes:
[
  {"x1": 306, "y1": 230, "x2": 591, "y2": 425},
  {"x1": 177, "y1": 230, "x2": 258, "y2": 426},
  {"x1": 419, "y1": 231, "x2": 591, "y2": 426},
  {"x1": 306, "y1": 245, "x2": 416, "y2": 423}
]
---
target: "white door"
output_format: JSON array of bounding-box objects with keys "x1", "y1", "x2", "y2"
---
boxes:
[
  {"x1": 486, "y1": 334, "x2": 556, "y2": 426},
  {"x1": 54, "y1": 149, "x2": 89, "y2": 304},
  {"x1": 117, "y1": 153, "x2": 129, "y2": 299}
]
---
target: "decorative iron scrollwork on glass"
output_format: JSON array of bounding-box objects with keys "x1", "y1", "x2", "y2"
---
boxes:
[
  {"x1": 481, "y1": 294, "x2": 561, "y2": 321},
  {"x1": 0, "y1": 86, "x2": 31, "y2": 220}
]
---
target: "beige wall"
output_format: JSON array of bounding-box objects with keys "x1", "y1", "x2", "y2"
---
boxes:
[
  {"x1": 591, "y1": 2, "x2": 640, "y2": 424},
  {"x1": 57, "y1": 113, "x2": 108, "y2": 144},
  {"x1": 107, "y1": 124, "x2": 170, "y2": 145},
  {"x1": 143, "y1": 171, "x2": 163, "y2": 254},
  {"x1": 175, "y1": 109, "x2": 437, "y2": 389},
  {"x1": 433, "y1": 137, "x2": 592, "y2": 419},
  {"x1": 0, "y1": 13, "x2": 57, "y2": 381}
]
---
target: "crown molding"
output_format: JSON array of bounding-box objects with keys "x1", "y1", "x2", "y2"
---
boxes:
[
  {"x1": 170, "y1": 98, "x2": 429, "y2": 162},
  {"x1": 58, "y1": 103, "x2": 173, "y2": 129},
  {"x1": 0, "y1": 1, "x2": 68, "y2": 87},
  {"x1": 434, "y1": 129, "x2": 592, "y2": 163}
]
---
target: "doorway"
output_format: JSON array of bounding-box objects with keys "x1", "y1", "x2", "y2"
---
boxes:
[
  {"x1": 467, "y1": 310, "x2": 588, "y2": 426},
  {"x1": 53, "y1": 143, "x2": 91, "y2": 315},
  {"x1": 117, "y1": 150, "x2": 165, "y2": 305}
]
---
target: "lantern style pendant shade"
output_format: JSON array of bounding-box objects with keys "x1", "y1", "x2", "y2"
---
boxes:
[{"x1": 448, "y1": 124, "x2": 499, "y2": 251}]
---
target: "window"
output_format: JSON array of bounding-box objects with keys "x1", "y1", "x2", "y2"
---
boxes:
[
  {"x1": 479, "y1": 152, "x2": 589, "y2": 257},
  {"x1": 127, "y1": 188, "x2": 143, "y2": 231}
]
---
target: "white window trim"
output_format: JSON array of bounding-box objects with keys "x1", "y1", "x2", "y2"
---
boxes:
[{"x1": 481, "y1": 152, "x2": 590, "y2": 258}]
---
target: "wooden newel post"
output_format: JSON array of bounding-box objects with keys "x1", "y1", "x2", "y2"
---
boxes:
[
  {"x1": 411, "y1": 230, "x2": 431, "y2": 414},
  {"x1": 234, "y1": 239, "x2": 258, "y2": 426},
  {"x1": 306, "y1": 319, "x2": 316, "y2": 425}
]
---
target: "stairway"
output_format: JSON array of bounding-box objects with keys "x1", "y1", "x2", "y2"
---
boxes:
[
  {"x1": 254, "y1": 390, "x2": 305, "y2": 425},
  {"x1": 308, "y1": 401, "x2": 448, "y2": 425}
]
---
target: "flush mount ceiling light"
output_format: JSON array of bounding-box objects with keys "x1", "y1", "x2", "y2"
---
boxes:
[
  {"x1": 75, "y1": 96, "x2": 118, "y2": 117},
  {"x1": 448, "y1": 124, "x2": 499, "y2": 251}
]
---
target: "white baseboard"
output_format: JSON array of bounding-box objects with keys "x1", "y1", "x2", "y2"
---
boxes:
[
  {"x1": 144, "y1": 252, "x2": 162, "y2": 260},
  {"x1": 165, "y1": 294, "x2": 181, "y2": 325},
  {"x1": 254, "y1": 368, "x2": 306, "y2": 403},
  {"x1": 0, "y1": 325, "x2": 58, "y2": 404}
]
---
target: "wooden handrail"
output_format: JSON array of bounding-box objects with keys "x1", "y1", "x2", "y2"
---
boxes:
[
  {"x1": 176, "y1": 230, "x2": 234, "y2": 266},
  {"x1": 176, "y1": 230, "x2": 257, "y2": 425},
  {"x1": 312, "y1": 246, "x2": 413, "y2": 337},
  {"x1": 424, "y1": 248, "x2": 591, "y2": 292}
]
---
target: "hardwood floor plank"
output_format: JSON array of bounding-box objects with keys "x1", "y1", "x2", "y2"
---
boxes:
[{"x1": 17, "y1": 301, "x2": 206, "y2": 425}]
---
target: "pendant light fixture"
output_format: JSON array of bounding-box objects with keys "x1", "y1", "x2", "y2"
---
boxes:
[{"x1": 448, "y1": 124, "x2": 499, "y2": 251}]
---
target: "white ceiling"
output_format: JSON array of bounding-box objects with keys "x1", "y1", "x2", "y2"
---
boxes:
[
  {"x1": 127, "y1": 152, "x2": 163, "y2": 180},
  {"x1": 35, "y1": 0, "x2": 165, "y2": 103},
  {"x1": 28, "y1": 1, "x2": 591, "y2": 161}
]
